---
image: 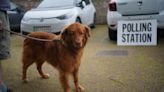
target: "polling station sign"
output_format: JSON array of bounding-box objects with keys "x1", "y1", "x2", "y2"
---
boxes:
[{"x1": 117, "y1": 20, "x2": 157, "y2": 46}]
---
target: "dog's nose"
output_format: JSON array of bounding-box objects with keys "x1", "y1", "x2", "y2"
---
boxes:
[{"x1": 75, "y1": 41, "x2": 82, "y2": 48}]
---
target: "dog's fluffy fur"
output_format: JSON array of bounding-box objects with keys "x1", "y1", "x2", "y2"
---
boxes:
[{"x1": 22, "y1": 23, "x2": 90, "y2": 92}]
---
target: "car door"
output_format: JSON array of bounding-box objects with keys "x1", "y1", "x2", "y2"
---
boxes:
[
  {"x1": 116, "y1": 0, "x2": 158, "y2": 16},
  {"x1": 80, "y1": 0, "x2": 94, "y2": 25}
]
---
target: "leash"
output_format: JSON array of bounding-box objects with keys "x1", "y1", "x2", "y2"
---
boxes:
[
  {"x1": 2, "y1": 28, "x2": 61, "y2": 42},
  {"x1": 0, "y1": 20, "x2": 61, "y2": 42}
]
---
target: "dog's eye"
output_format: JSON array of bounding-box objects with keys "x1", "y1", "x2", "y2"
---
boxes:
[
  {"x1": 79, "y1": 32, "x2": 84, "y2": 36},
  {"x1": 68, "y1": 31, "x2": 74, "y2": 35}
]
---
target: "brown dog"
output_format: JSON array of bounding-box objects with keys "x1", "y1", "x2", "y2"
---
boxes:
[{"x1": 22, "y1": 23, "x2": 90, "y2": 92}]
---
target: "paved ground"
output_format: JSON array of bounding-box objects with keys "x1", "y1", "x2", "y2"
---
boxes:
[{"x1": 2, "y1": 25, "x2": 164, "y2": 92}]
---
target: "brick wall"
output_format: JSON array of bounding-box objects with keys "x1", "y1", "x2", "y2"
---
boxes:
[
  {"x1": 92, "y1": 0, "x2": 108, "y2": 24},
  {"x1": 12, "y1": 0, "x2": 108, "y2": 24}
]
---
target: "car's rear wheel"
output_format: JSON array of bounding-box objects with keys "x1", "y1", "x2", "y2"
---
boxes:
[
  {"x1": 108, "y1": 27, "x2": 117, "y2": 40},
  {"x1": 90, "y1": 13, "x2": 96, "y2": 29}
]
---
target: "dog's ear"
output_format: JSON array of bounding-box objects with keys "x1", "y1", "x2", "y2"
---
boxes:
[
  {"x1": 61, "y1": 29, "x2": 67, "y2": 40},
  {"x1": 84, "y1": 26, "x2": 90, "y2": 38},
  {"x1": 62, "y1": 29, "x2": 73, "y2": 36}
]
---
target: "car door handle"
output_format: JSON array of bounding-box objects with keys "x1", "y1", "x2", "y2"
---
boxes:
[{"x1": 118, "y1": 2, "x2": 127, "y2": 6}]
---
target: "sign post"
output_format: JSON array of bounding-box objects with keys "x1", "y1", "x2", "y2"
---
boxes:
[{"x1": 117, "y1": 20, "x2": 157, "y2": 46}]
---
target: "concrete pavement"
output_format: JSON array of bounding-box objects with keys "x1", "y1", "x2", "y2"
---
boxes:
[{"x1": 2, "y1": 25, "x2": 164, "y2": 92}]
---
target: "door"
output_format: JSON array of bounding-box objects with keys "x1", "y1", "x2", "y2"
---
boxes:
[
  {"x1": 116, "y1": 0, "x2": 158, "y2": 15},
  {"x1": 80, "y1": 0, "x2": 94, "y2": 25}
]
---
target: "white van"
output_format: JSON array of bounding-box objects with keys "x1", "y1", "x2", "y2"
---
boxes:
[{"x1": 107, "y1": 0, "x2": 164, "y2": 40}]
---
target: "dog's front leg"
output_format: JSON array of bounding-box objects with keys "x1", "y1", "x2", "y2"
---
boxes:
[
  {"x1": 73, "y1": 69, "x2": 84, "y2": 92},
  {"x1": 59, "y1": 72, "x2": 71, "y2": 92},
  {"x1": 36, "y1": 61, "x2": 49, "y2": 79}
]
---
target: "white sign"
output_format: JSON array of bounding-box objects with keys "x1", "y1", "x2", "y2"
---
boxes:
[{"x1": 117, "y1": 20, "x2": 157, "y2": 46}]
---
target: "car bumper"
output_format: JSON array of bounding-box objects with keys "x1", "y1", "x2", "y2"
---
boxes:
[
  {"x1": 107, "y1": 11, "x2": 164, "y2": 30},
  {"x1": 21, "y1": 17, "x2": 76, "y2": 34}
]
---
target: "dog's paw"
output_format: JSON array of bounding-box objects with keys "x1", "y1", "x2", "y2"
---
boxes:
[
  {"x1": 41, "y1": 74, "x2": 50, "y2": 79},
  {"x1": 76, "y1": 85, "x2": 85, "y2": 92}
]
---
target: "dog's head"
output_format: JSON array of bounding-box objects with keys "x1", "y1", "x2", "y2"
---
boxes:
[{"x1": 61, "y1": 22, "x2": 90, "y2": 49}]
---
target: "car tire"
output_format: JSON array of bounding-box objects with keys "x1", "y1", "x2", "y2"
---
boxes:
[
  {"x1": 76, "y1": 17, "x2": 82, "y2": 23},
  {"x1": 90, "y1": 13, "x2": 96, "y2": 29},
  {"x1": 108, "y1": 27, "x2": 117, "y2": 40}
]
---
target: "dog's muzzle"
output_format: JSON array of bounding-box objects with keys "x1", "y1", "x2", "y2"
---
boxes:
[{"x1": 74, "y1": 41, "x2": 83, "y2": 48}]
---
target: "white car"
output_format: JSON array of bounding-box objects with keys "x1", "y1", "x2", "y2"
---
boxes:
[
  {"x1": 21, "y1": 0, "x2": 96, "y2": 35},
  {"x1": 107, "y1": 0, "x2": 164, "y2": 40}
]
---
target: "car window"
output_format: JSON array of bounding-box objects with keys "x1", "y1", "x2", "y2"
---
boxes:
[
  {"x1": 10, "y1": 2, "x2": 17, "y2": 10},
  {"x1": 38, "y1": 0, "x2": 75, "y2": 8},
  {"x1": 83, "y1": 0, "x2": 90, "y2": 5}
]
